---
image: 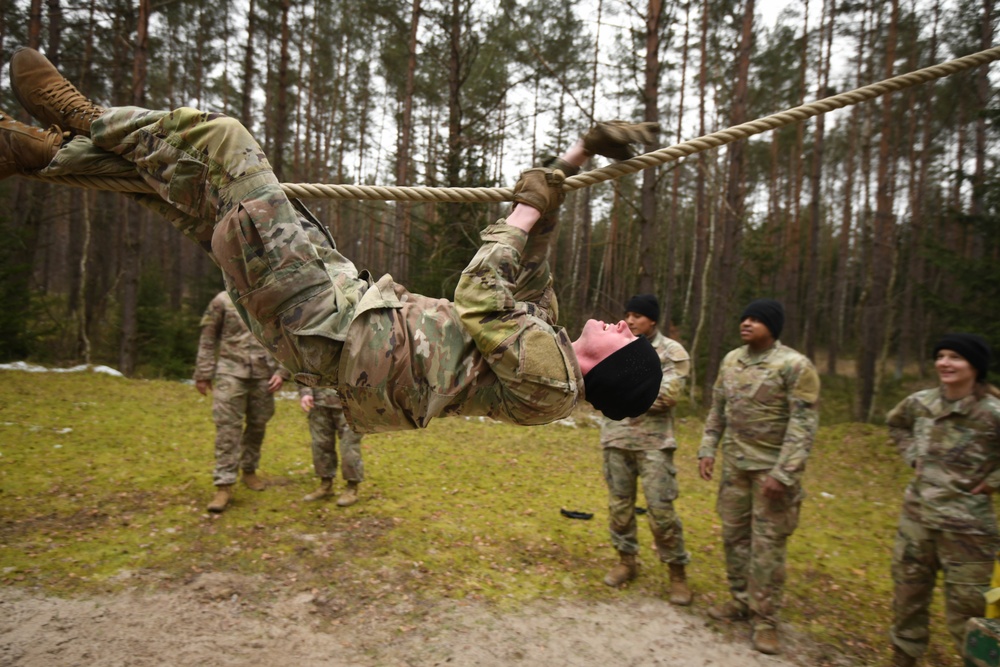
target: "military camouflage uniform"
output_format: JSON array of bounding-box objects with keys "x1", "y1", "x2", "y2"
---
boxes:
[
  {"x1": 697, "y1": 342, "x2": 820, "y2": 630},
  {"x1": 600, "y1": 332, "x2": 690, "y2": 564},
  {"x1": 194, "y1": 291, "x2": 288, "y2": 486},
  {"x1": 41, "y1": 107, "x2": 582, "y2": 433},
  {"x1": 299, "y1": 385, "x2": 364, "y2": 483},
  {"x1": 887, "y1": 388, "x2": 1000, "y2": 659}
]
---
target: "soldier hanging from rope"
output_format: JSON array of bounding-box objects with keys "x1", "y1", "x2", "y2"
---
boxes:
[{"x1": 0, "y1": 47, "x2": 664, "y2": 432}]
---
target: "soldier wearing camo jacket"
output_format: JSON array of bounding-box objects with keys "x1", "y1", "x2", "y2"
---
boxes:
[
  {"x1": 887, "y1": 334, "x2": 1000, "y2": 667},
  {"x1": 298, "y1": 385, "x2": 365, "y2": 507},
  {"x1": 599, "y1": 294, "x2": 693, "y2": 606},
  {"x1": 195, "y1": 290, "x2": 289, "y2": 513},
  {"x1": 697, "y1": 299, "x2": 820, "y2": 656},
  {"x1": 2, "y1": 48, "x2": 666, "y2": 436}
]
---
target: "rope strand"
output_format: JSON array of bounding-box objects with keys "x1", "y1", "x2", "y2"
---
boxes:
[{"x1": 25, "y1": 45, "x2": 1000, "y2": 202}]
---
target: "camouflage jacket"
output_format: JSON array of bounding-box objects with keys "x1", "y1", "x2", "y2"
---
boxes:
[
  {"x1": 887, "y1": 388, "x2": 1000, "y2": 535},
  {"x1": 298, "y1": 385, "x2": 342, "y2": 409},
  {"x1": 601, "y1": 332, "x2": 690, "y2": 451},
  {"x1": 335, "y1": 222, "x2": 583, "y2": 433},
  {"x1": 697, "y1": 342, "x2": 820, "y2": 486},
  {"x1": 194, "y1": 291, "x2": 287, "y2": 381}
]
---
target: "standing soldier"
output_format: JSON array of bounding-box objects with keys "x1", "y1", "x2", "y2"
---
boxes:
[
  {"x1": 887, "y1": 334, "x2": 1000, "y2": 667},
  {"x1": 299, "y1": 386, "x2": 365, "y2": 507},
  {"x1": 697, "y1": 299, "x2": 820, "y2": 655},
  {"x1": 195, "y1": 290, "x2": 289, "y2": 513},
  {"x1": 600, "y1": 294, "x2": 693, "y2": 606}
]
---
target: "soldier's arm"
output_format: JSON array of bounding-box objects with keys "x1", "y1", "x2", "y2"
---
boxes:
[
  {"x1": 886, "y1": 397, "x2": 918, "y2": 467},
  {"x1": 193, "y1": 296, "x2": 225, "y2": 382},
  {"x1": 647, "y1": 343, "x2": 690, "y2": 413},
  {"x1": 697, "y1": 370, "x2": 728, "y2": 460},
  {"x1": 770, "y1": 359, "x2": 821, "y2": 486}
]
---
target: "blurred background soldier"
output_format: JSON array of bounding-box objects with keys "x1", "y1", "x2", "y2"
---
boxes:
[
  {"x1": 195, "y1": 290, "x2": 289, "y2": 513},
  {"x1": 600, "y1": 294, "x2": 692, "y2": 605},
  {"x1": 698, "y1": 299, "x2": 820, "y2": 655},
  {"x1": 298, "y1": 386, "x2": 365, "y2": 507}
]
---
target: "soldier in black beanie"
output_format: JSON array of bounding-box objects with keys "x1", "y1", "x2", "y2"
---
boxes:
[
  {"x1": 697, "y1": 297, "x2": 820, "y2": 655},
  {"x1": 598, "y1": 294, "x2": 693, "y2": 605},
  {"x1": 886, "y1": 333, "x2": 1000, "y2": 665},
  {"x1": 740, "y1": 299, "x2": 785, "y2": 340}
]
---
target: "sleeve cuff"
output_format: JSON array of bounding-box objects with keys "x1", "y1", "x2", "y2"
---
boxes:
[{"x1": 480, "y1": 220, "x2": 529, "y2": 255}]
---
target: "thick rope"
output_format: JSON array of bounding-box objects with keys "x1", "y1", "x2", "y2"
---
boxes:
[{"x1": 27, "y1": 45, "x2": 1000, "y2": 200}]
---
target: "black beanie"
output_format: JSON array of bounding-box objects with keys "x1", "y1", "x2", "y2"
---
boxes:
[
  {"x1": 584, "y1": 337, "x2": 663, "y2": 420},
  {"x1": 933, "y1": 333, "x2": 991, "y2": 382},
  {"x1": 625, "y1": 294, "x2": 660, "y2": 323},
  {"x1": 740, "y1": 299, "x2": 785, "y2": 340}
]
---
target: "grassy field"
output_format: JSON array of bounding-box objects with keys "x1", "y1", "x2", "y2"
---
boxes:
[{"x1": 0, "y1": 369, "x2": 971, "y2": 666}]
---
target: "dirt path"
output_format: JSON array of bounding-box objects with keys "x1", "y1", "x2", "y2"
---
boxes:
[{"x1": 0, "y1": 574, "x2": 852, "y2": 666}]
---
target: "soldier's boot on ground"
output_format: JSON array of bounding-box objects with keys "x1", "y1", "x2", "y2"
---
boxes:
[
  {"x1": 603, "y1": 552, "x2": 638, "y2": 587},
  {"x1": 891, "y1": 645, "x2": 918, "y2": 667},
  {"x1": 667, "y1": 563, "x2": 693, "y2": 606},
  {"x1": 206, "y1": 485, "x2": 233, "y2": 513},
  {"x1": 10, "y1": 47, "x2": 106, "y2": 138},
  {"x1": 751, "y1": 626, "x2": 781, "y2": 655},
  {"x1": 0, "y1": 111, "x2": 61, "y2": 180},
  {"x1": 303, "y1": 477, "x2": 333, "y2": 502},
  {"x1": 336, "y1": 481, "x2": 359, "y2": 507},
  {"x1": 242, "y1": 470, "x2": 266, "y2": 491},
  {"x1": 707, "y1": 598, "x2": 750, "y2": 621}
]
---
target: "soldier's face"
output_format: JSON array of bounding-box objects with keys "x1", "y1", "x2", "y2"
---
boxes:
[
  {"x1": 935, "y1": 349, "x2": 976, "y2": 387},
  {"x1": 625, "y1": 312, "x2": 656, "y2": 338},
  {"x1": 739, "y1": 317, "x2": 774, "y2": 348},
  {"x1": 575, "y1": 319, "x2": 637, "y2": 365}
]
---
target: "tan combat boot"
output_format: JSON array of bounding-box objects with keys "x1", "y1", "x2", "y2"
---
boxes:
[
  {"x1": 336, "y1": 481, "x2": 359, "y2": 507},
  {"x1": 891, "y1": 645, "x2": 917, "y2": 667},
  {"x1": 707, "y1": 598, "x2": 749, "y2": 621},
  {"x1": 0, "y1": 111, "x2": 61, "y2": 180},
  {"x1": 242, "y1": 470, "x2": 266, "y2": 491},
  {"x1": 752, "y1": 625, "x2": 781, "y2": 655},
  {"x1": 10, "y1": 47, "x2": 106, "y2": 137},
  {"x1": 603, "y1": 552, "x2": 638, "y2": 587},
  {"x1": 206, "y1": 485, "x2": 233, "y2": 513},
  {"x1": 667, "y1": 563, "x2": 693, "y2": 606},
  {"x1": 303, "y1": 478, "x2": 333, "y2": 501}
]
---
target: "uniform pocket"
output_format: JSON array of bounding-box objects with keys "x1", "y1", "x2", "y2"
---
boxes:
[{"x1": 167, "y1": 156, "x2": 209, "y2": 212}]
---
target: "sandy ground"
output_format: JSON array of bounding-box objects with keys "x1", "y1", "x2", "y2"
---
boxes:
[{"x1": 0, "y1": 572, "x2": 857, "y2": 667}]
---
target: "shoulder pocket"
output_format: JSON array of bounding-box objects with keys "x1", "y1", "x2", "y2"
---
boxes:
[{"x1": 518, "y1": 328, "x2": 574, "y2": 389}]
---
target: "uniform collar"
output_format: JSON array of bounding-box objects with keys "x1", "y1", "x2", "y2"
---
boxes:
[
  {"x1": 739, "y1": 340, "x2": 781, "y2": 365},
  {"x1": 931, "y1": 387, "x2": 977, "y2": 418}
]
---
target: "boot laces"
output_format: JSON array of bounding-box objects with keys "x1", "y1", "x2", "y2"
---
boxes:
[{"x1": 42, "y1": 78, "x2": 104, "y2": 119}]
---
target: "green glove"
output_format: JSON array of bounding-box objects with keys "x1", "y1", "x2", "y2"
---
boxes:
[
  {"x1": 512, "y1": 167, "x2": 566, "y2": 215},
  {"x1": 582, "y1": 121, "x2": 660, "y2": 161}
]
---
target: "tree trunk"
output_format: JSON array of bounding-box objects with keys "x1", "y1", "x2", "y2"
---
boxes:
[
  {"x1": 683, "y1": 0, "x2": 710, "y2": 340},
  {"x1": 854, "y1": 0, "x2": 898, "y2": 422},
  {"x1": 119, "y1": 0, "x2": 150, "y2": 376},
  {"x1": 272, "y1": 0, "x2": 292, "y2": 180},
  {"x1": 241, "y1": 0, "x2": 256, "y2": 129},
  {"x1": 804, "y1": 0, "x2": 831, "y2": 359},
  {"x1": 393, "y1": 0, "x2": 421, "y2": 282},
  {"x1": 637, "y1": 0, "x2": 663, "y2": 296},
  {"x1": 704, "y1": 0, "x2": 753, "y2": 400},
  {"x1": 668, "y1": 0, "x2": 691, "y2": 331}
]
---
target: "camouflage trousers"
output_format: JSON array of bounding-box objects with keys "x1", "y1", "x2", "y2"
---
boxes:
[
  {"x1": 42, "y1": 107, "x2": 363, "y2": 388},
  {"x1": 211, "y1": 374, "x2": 275, "y2": 485},
  {"x1": 890, "y1": 513, "x2": 999, "y2": 659},
  {"x1": 716, "y1": 459, "x2": 803, "y2": 629},
  {"x1": 308, "y1": 405, "x2": 364, "y2": 482},
  {"x1": 602, "y1": 447, "x2": 690, "y2": 564}
]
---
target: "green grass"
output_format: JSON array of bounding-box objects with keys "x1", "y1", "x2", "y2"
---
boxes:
[{"x1": 0, "y1": 369, "x2": 975, "y2": 665}]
